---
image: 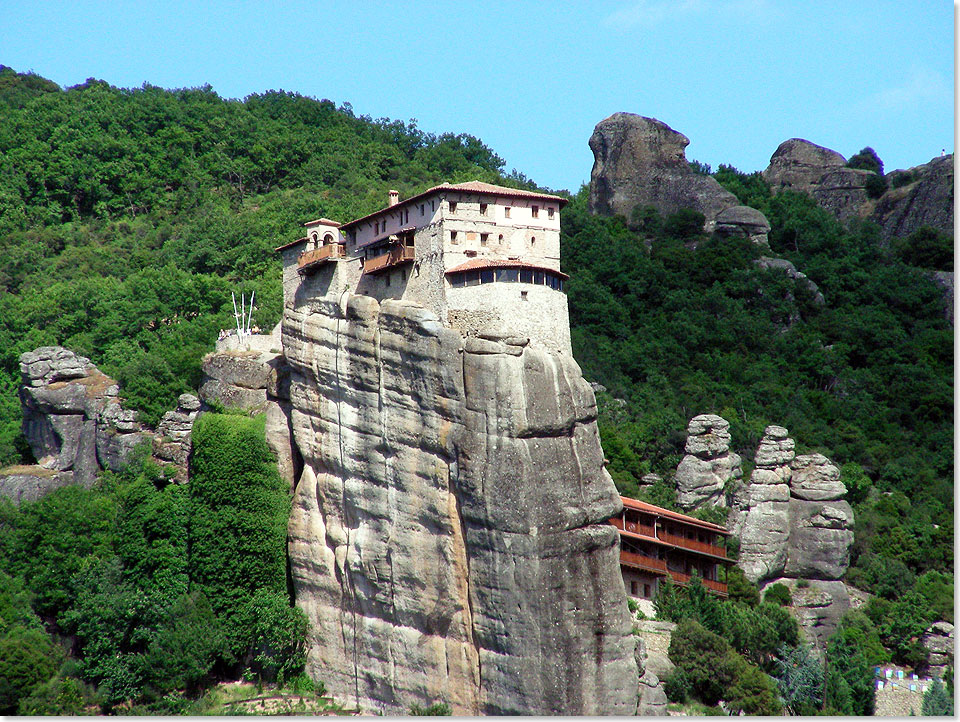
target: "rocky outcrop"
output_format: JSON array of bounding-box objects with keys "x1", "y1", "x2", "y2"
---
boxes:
[
  {"x1": 732, "y1": 426, "x2": 854, "y2": 584},
  {"x1": 928, "y1": 271, "x2": 954, "y2": 325},
  {"x1": 674, "y1": 414, "x2": 742, "y2": 509},
  {"x1": 765, "y1": 139, "x2": 953, "y2": 238},
  {"x1": 763, "y1": 139, "x2": 848, "y2": 195},
  {"x1": 2, "y1": 347, "x2": 199, "y2": 503},
  {"x1": 760, "y1": 578, "x2": 853, "y2": 655},
  {"x1": 923, "y1": 621, "x2": 954, "y2": 678},
  {"x1": 733, "y1": 425, "x2": 794, "y2": 582},
  {"x1": 199, "y1": 330, "x2": 298, "y2": 489},
  {"x1": 715, "y1": 205, "x2": 771, "y2": 244},
  {"x1": 588, "y1": 113, "x2": 747, "y2": 232},
  {"x1": 282, "y1": 295, "x2": 638, "y2": 715},
  {"x1": 871, "y1": 155, "x2": 954, "y2": 239},
  {"x1": 754, "y1": 257, "x2": 826, "y2": 306}
]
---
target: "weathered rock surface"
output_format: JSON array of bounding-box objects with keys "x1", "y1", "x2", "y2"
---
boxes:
[
  {"x1": 765, "y1": 140, "x2": 953, "y2": 238},
  {"x1": 588, "y1": 113, "x2": 746, "y2": 232},
  {"x1": 762, "y1": 578, "x2": 852, "y2": 655},
  {"x1": 674, "y1": 414, "x2": 741, "y2": 509},
  {"x1": 731, "y1": 426, "x2": 854, "y2": 584},
  {"x1": 754, "y1": 256, "x2": 826, "y2": 306},
  {"x1": 928, "y1": 271, "x2": 954, "y2": 325},
  {"x1": 715, "y1": 205, "x2": 772, "y2": 244},
  {"x1": 282, "y1": 295, "x2": 638, "y2": 715},
  {"x1": 763, "y1": 139, "x2": 848, "y2": 195},
  {"x1": 2, "y1": 347, "x2": 198, "y2": 503},
  {"x1": 734, "y1": 426, "x2": 794, "y2": 582},
  {"x1": 871, "y1": 155, "x2": 954, "y2": 239},
  {"x1": 199, "y1": 344, "x2": 298, "y2": 489},
  {"x1": 923, "y1": 621, "x2": 954, "y2": 677}
]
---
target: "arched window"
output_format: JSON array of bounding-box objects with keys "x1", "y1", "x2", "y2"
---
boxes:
[{"x1": 323, "y1": 233, "x2": 334, "y2": 245}]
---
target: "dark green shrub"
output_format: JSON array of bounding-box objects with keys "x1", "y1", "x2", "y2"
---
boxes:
[
  {"x1": 865, "y1": 173, "x2": 888, "y2": 199},
  {"x1": 410, "y1": 701, "x2": 452, "y2": 715},
  {"x1": 726, "y1": 566, "x2": 759, "y2": 607},
  {"x1": 763, "y1": 582, "x2": 792, "y2": 606},
  {"x1": 663, "y1": 208, "x2": 705, "y2": 239},
  {"x1": 890, "y1": 170, "x2": 915, "y2": 188},
  {"x1": 667, "y1": 619, "x2": 732, "y2": 705},
  {"x1": 0, "y1": 627, "x2": 62, "y2": 713},
  {"x1": 663, "y1": 667, "x2": 691, "y2": 702},
  {"x1": 16, "y1": 675, "x2": 87, "y2": 715},
  {"x1": 847, "y1": 147, "x2": 884, "y2": 175}
]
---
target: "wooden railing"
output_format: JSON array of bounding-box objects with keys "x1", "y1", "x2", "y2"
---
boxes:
[
  {"x1": 620, "y1": 550, "x2": 668, "y2": 574},
  {"x1": 669, "y1": 570, "x2": 728, "y2": 596},
  {"x1": 363, "y1": 245, "x2": 414, "y2": 275},
  {"x1": 658, "y1": 530, "x2": 727, "y2": 559},
  {"x1": 298, "y1": 244, "x2": 345, "y2": 272},
  {"x1": 610, "y1": 517, "x2": 656, "y2": 538}
]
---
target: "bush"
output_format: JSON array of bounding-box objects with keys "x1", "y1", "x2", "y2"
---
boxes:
[
  {"x1": 410, "y1": 701, "x2": 452, "y2": 715},
  {"x1": 0, "y1": 627, "x2": 62, "y2": 713},
  {"x1": 667, "y1": 619, "x2": 732, "y2": 705},
  {"x1": 890, "y1": 170, "x2": 915, "y2": 188},
  {"x1": 663, "y1": 667, "x2": 691, "y2": 702},
  {"x1": 726, "y1": 566, "x2": 759, "y2": 607},
  {"x1": 847, "y1": 147, "x2": 884, "y2": 175},
  {"x1": 763, "y1": 582, "x2": 792, "y2": 606},
  {"x1": 865, "y1": 173, "x2": 888, "y2": 199},
  {"x1": 663, "y1": 208, "x2": 705, "y2": 239}
]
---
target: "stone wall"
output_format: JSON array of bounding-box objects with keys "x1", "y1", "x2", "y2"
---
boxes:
[{"x1": 280, "y1": 294, "x2": 638, "y2": 715}]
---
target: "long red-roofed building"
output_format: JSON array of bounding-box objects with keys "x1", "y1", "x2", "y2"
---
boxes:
[{"x1": 612, "y1": 496, "x2": 735, "y2": 614}]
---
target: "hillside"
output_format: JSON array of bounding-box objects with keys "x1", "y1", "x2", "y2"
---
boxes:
[{"x1": 0, "y1": 67, "x2": 953, "y2": 714}]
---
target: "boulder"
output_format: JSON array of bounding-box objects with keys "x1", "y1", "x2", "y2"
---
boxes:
[
  {"x1": 715, "y1": 205, "x2": 771, "y2": 243},
  {"x1": 763, "y1": 139, "x2": 847, "y2": 195},
  {"x1": 0, "y1": 467, "x2": 74, "y2": 505},
  {"x1": 674, "y1": 414, "x2": 742, "y2": 510},
  {"x1": 783, "y1": 499, "x2": 854, "y2": 579},
  {"x1": 638, "y1": 670, "x2": 668, "y2": 716},
  {"x1": 754, "y1": 256, "x2": 826, "y2": 306},
  {"x1": 923, "y1": 621, "x2": 955, "y2": 675},
  {"x1": 588, "y1": 113, "x2": 739, "y2": 231},
  {"x1": 764, "y1": 578, "x2": 852, "y2": 655},
  {"x1": 790, "y1": 453, "x2": 846, "y2": 501},
  {"x1": 283, "y1": 295, "x2": 639, "y2": 715},
  {"x1": 809, "y1": 167, "x2": 873, "y2": 224}
]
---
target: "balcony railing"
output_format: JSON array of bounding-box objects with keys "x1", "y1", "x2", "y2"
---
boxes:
[
  {"x1": 669, "y1": 570, "x2": 728, "y2": 596},
  {"x1": 657, "y1": 531, "x2": 727, "y2": 559},
  {"x1": 610, "y1": 518, "x2": 727, "y2": 559},
  {"x1": 363, "y1": 245, "x2": 414, "y2": 275},
  {"x1": 620, "y1": 550, "x2": 668, "y2": 574},
  {"x1": 298, "y1": 244, "x2": 346, "y2": 273},
  {"x1": 610, "y1": 517, "x2": 656, "y2": 538}
]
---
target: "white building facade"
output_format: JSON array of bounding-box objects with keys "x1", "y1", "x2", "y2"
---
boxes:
[{"x1": 278, "y1": 181, "x2": 571, "y2": 354}]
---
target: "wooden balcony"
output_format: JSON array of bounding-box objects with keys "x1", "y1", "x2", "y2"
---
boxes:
[
  {"x1": 620, "y1": 550, "x2": 668, "y2": 574},
  {"x1": 363, "y1": 245, "x2": 414, "y2": 275},
  {"x1": 610, "y1": 517, "x2": 656, "y2": 538},
  {"x1": 669, "y1": 570, "x2": 728, "y2": 597},
  {"x1": 611, "y1": 518, "x2": 727, "y2": 559},
  {"x1": 298, "y1": 244, "x2": 345, "y2": 274},
  {"x1": 657, "y1": 530, "x2": 728, "y2": 559}
]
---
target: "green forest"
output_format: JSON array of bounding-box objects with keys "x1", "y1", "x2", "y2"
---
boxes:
[{"x1": 0, "y1": 66, "x2": 953, "y2": 714}]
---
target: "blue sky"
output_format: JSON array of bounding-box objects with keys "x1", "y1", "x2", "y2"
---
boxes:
[{"x1": 2, "y1": 1, "x2": 954, "y2": 192}]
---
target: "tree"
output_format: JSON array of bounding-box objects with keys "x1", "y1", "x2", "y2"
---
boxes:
[
  {"x1": 0, "y1": 627, "x2": 61, "y2": 713},
  {"x1": 762, "y1": 582, "x2": 792, "y2": 606},
  {"x1": 847, "y1": 147, "x2": 884, "y2": 175},
  {"x1": 667, "y1": 619, "x2": 734, "y2": 706},
  {"x1": 922, "y1": 677, "x2": 954, "y2": 716},
  {"x1": 663, "y1": 208, "x2": 705, "y2": 239},
  {"x1": 824, "y1": 627, "x2": 875, "y2": 715},
  {"x1": 775, "y1": 643, "x2": 823, "y2": 715}
]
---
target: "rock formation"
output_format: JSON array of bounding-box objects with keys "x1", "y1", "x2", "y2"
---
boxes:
[
  {"x1": 763, "y1": 139, "x2": 848, "y2": 195},
  {"x1": 928, "y1": 270, "x2": 954, "y2": 325},
  {"x1": 674, "y1": 414, "x2": 742, "y2": 509},
  {"x1": 871, "y1": 155, "x2": 954, "y2": 239},
  {"x1": 281, "y1": 295, "x2": 638, "y2": 715},
  {"x1": 198, "y1": 326, "x2": 299, "y2": 489},
  {"x1": 588, "y1": 113, "x2": 751, "y2": 233},
  {"x1": 754, "y1": 257, "x2": 825, "y2": 306},
  {"x1": 714, "y1": 205, "x2": 772, "y2": 243},
  {"x1": 764, "y1": 139, "x2": 954, "y2": 238},
  {"x1": 1, "y1": 347, "x2": 199, "y2": 503},
  {"x1": 923, "y1": 621, "x2": 955, "y2": 678},
  {"x1": 731, "y1": 426, "x2": 853, "y2": 585},
  {"x1": 758, "y1": 577, "x2": 853, "y2": 655}
]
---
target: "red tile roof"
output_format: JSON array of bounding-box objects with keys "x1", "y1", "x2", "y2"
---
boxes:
[
  {"x1": 445, "y1": 258, "x2": 569, "y2": 279},
  {"x1": 339, "y1": 181, "x2": 567, "y2": 231},
  {"x1": 620, "y1": 496, "x2": 730, "y2": 534}
]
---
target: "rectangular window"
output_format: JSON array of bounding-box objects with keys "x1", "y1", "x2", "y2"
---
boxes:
[
  {"x1": 480, "y1": 269, "x2": 494, "y2": 284},
  {"x1": 644, "y1": 584, "x2": 651, "y2": 598},
  {"x1": 532, "y1": 205, "x2": 539, "y2": 218},
  {"x1": 449, "y1": 201, "x2": 457, "y2": 213},
  {"x1": 385, "y1": 273, "x2": 391, "y2": 287},
  {"x1": 375, "y1": 221, "x2": 379, "y2": 234},
  {"x1": 420, "y1": 204, "x2": 425, "y2": 216},
  {"x1": 405, "y1": 209, "x2": 409, "y2": 223},
  {"x1": 631, "y1": 581, "x2": 638, "y2": 595},
  {"x1": 504, "y1": 206, "x2": 511, "y2": 218},
  {"x1": 534, "y1": 270, "x2": 544, "y2": 285},
  {"x1": 431, "y1": 200, "x2": 435, "y2": 212},
  {"x1": 520, "y1": 269, "x2": 533, "y2": 283},
  {"x1": 480, "y1": 202, "x2": 488, "y2": 216},
  {"x1": 451, "y1": 231, "x2": 458, "y2": 244},
  {"x1": 465, "y1": 270, "x2": 480, "y2": 286},
  {"x1": 480, "y1": 233, "x2": 489, "y2": 246},
  {"x1": 548, "y1": 207, "x2": 555, "y2": 219}
]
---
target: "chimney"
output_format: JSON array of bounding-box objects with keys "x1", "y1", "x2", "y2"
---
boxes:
[{"x1": 388, "y1": 189, "x2": 399, "y2": 207}]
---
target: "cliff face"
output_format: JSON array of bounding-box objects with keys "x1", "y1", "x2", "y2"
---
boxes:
[{"x1": 281, "y1": 294, "x2": 638, "y2": 715}]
